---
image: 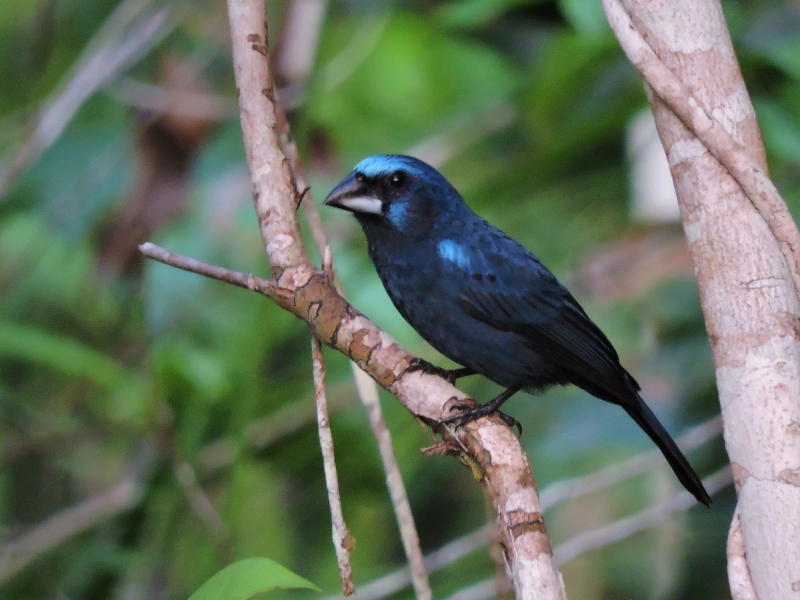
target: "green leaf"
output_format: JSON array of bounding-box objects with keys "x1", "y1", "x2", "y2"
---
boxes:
[{"x1": 188, "y1": 558, "x2": 320, "y2": 600}]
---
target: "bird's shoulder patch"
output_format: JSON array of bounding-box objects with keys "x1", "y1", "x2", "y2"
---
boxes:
[{"x1": 437, "y1": 239, "x2": 472, "y2": 270}]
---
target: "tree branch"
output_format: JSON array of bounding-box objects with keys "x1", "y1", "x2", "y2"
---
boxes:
[
  {"x1": 131, "y1": 2, "x2": 567, "y2": 597},
  {"x1": 553, "y1": 466, "x2": 732, "y2": 564},
  {"x1": 320, "y1": 415, "x2": 723, "y2": 600},
  {"x1": 0, "y1": 443, "x2": 157, "y2": 583},
  {"x1": 0, "y1": 478, "x2": 142, "y2": 582}
]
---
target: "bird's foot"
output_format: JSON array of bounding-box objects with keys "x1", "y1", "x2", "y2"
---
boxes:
[
  {"x1": 405, "y1": 358, "x2": 474, "y2": 385},
  {"x1": 442, "y1": 402, "x2": 522, "y2": 437}
]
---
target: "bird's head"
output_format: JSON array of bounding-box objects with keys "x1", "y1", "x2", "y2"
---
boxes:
[{"x1": 323, "y1": 155, "x2": 464, "y2": 237}]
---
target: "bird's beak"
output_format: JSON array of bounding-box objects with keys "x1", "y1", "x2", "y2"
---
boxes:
[{"x1": 323, "y1": 172, "x2": 383, "y2": 215}]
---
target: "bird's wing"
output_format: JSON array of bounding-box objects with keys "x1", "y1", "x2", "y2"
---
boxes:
[{"x1": 454, "y1": 239, "x2": 639, "y2": 397}]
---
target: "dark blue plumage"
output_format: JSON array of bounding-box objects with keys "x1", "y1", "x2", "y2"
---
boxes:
[{"x1": 324, "y1": 154, "x2": 711, "y2": 506}]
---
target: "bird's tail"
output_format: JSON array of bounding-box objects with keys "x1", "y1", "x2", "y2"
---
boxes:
[{"x1": 622, "y1": 396, "x2": 712, "y2": 507}]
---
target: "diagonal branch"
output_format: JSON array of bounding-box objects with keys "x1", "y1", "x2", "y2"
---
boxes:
[
  {"x1": 553, "y1": 466, "x2": 732, "y2": 564},
  {"x1": 0, "y1": 478, "x2": 143, "y2": 582},
  {"x1": 319, "y1": 415, "x2": 723, "y2": 600},
  {"x1": 0, "y1": 443, "x2": 158, "y2": 583}
]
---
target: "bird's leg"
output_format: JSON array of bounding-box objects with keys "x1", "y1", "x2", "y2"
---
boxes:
[
  {"x1": 443, "y1": 386, "x2": 523, "y2": 435},
  {"x1": 404, "y1": 358, "x2": 475, "y2": 385},
  {"x1": 441, "y1": 367, "x2": 476, "y2": 383}
]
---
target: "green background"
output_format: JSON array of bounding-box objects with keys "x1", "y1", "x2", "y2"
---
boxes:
[{"x1": 1, "y1": 0, "x2": 799, "y2": 598}]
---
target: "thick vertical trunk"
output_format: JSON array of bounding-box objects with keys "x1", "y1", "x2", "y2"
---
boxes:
[{"x1": 606, "y1": 1, "x2": 800, "y2": 597}]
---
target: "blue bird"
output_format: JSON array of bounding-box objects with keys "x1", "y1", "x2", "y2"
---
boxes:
[{"x1": 324, "y1": 154, "x2": 711, "y2": 507}]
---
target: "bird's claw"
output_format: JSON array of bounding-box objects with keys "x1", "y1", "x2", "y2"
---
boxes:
[
  {"x1": 405, "y1": 358, "x2": 470, "y2": 385},
  {"x1": 442, "y1": 403, "x2": 522, "y2": 437}
]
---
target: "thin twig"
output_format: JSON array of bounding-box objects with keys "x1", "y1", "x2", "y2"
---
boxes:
[
  {"x1": 327, "y1": 527, "x2": 493, "y2": 600},
  {"x1": 406, "y1": 102, "x2": 516, "y2": 169},
  {"x1": 603, "y1": 0, "x2": 800, "y2": 299},
  {"x1": 0, "y1": 478, "x2": 142, "y2": 582},
  {"x1": 138, "y1": 242, "x2": 274, "y2": 294},
  {"x1": 274, "y1": 103, "x2": 328, "y2": 262},
  {"x1": 108, "y1": 78, "x2": 239, "y2": 120},
  {"x1": 442, "y1": 577, "x2": 513, "y2": 600},
  {"x1": 195, "y1": 379, "x2": 358, "y2": 476},
  {"x1": 540, "y1": 415, "x2": 723, "y2": 507},
  {"x1": 317, "y1": 13, "x2": 390, "y2": 94},
  {"x1": 158, "y1": 401, "x2": 232, "y2": 553},
  {"x1": 172, "y1": 461, "x2": 231, "y2": 546},
  {"x1": 354, "y1": 367, "x2": 433, "y2": 600},
  {"x1": 313, "y1": 336, "x2": 356, "y2": 595},
  {"x1": 246, "y1": 379, "x2": 354, "y2": 449},
  {"x1": 273, "y1": 0, "x2": 329, "y2": 97}
]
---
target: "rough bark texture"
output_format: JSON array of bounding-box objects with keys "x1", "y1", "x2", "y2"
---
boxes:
[
  {"x1": 225, "y1": 0, "x2": 567, "y2": 597},
  {"x1": 608, "y1": 1, "x2": 800, "y2": 597}
]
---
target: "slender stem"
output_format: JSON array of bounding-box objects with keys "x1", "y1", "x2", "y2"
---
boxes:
[
  {"x1": 312, "y1": 337, "x2": 356, "y2": 595},
  {"x1": 138, "y1": 242, "x2": 273, "y2": 295},
  {"x1": 354, "y1": 367, "x2": 432, "y2": 600}
]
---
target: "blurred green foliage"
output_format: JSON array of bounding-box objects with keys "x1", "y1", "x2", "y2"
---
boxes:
[{"x1": 0, "y1": 0, "x2": 798, "y2": 599}]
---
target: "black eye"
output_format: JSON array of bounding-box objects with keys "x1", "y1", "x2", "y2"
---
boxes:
[
  {"x1": 388, "y1": 171, "x2": 407, "y2": 189},
  {"x1": 355, "y1": 172, "x2": 366, "y2": 183}
]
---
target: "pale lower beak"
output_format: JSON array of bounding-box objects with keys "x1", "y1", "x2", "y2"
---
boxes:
[{"x1": 323, "y1": 172, "x2": 383, "y2": 215}]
